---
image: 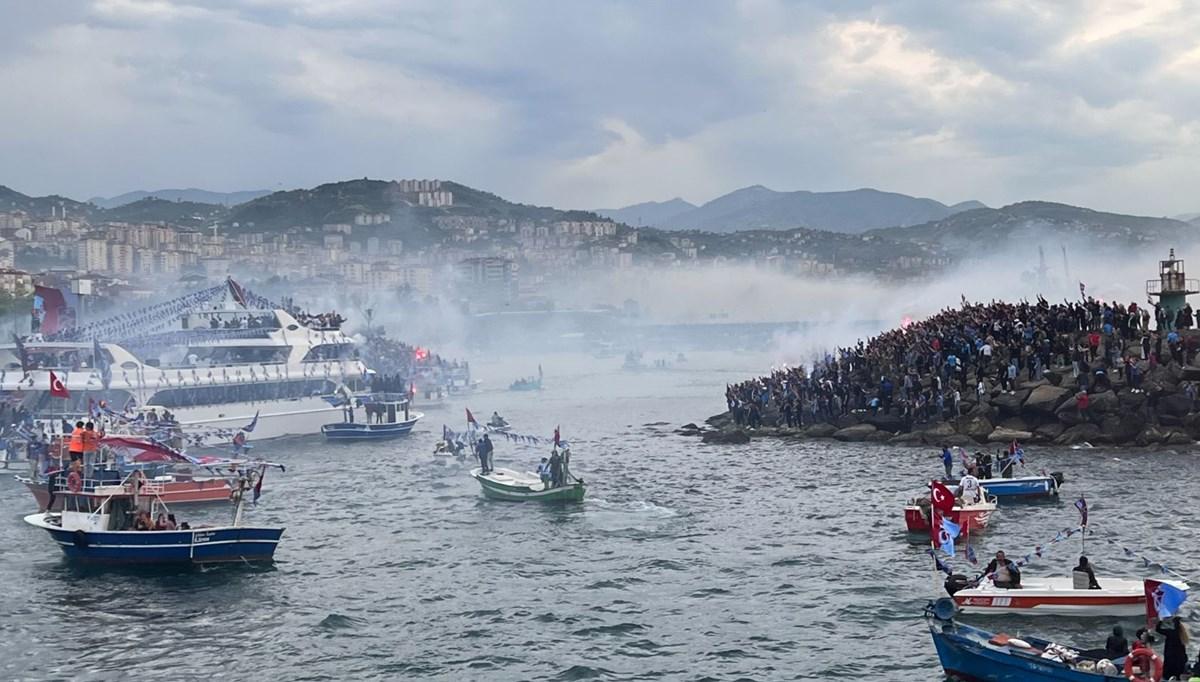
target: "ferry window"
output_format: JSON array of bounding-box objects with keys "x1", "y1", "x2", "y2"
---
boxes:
[
  {"x1": 302, "y1": 344, "x2": 351, "y2": 362},
  {"x1": 148, "y1": 379, "x2": 337, "y2": 408}
]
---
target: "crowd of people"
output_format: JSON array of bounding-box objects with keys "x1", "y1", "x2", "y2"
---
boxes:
[{"x1": 725, "y1": 296, "x2": 1199, "y2": 429}]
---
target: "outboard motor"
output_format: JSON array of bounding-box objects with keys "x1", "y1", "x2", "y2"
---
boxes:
[
  {"x1": 1050, "y1": 471, "x2": 1065, "y2": 488},
  {"x1": 944, "y1": 573, "x2": 972, "y2": 596}
]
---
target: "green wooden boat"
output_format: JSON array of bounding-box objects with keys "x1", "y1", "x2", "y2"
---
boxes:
[{"x1": 470, "y1": 467, "x2": 585, "y2": 502}]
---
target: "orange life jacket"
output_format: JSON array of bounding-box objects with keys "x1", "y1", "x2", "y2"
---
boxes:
[
  {"x1": 68, "y1": 427, "x2": 85, "y2": 453},
  {"x1": 81, "y1": 429, "x2": 101, "y2": 453}
]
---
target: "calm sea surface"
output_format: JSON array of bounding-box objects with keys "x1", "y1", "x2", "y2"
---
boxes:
[{"x1": 1, "y1": 351, "x2": 1198, "y2": 681}]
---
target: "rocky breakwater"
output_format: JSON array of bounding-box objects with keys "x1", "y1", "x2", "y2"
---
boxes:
[{"x1": 698, "y1": 338, "x2": 1200, "y2": 448}]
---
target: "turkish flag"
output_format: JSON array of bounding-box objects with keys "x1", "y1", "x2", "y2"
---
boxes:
[
  {"x1": 931, "y1": 480, "x2": 957, "y2": 515},
  {"x1": 49, "y1": 371, "x2": 70, "y2": 398}
]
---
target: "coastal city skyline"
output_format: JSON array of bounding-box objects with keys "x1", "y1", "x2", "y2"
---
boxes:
[{"x1": 4, "y1": 2, "x2": 1200, "y2": 215}]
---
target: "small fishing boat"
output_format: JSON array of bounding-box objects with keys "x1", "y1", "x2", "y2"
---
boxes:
[
  {"x1": 470, "y1": 467, "x2": 586, "y2": 502},
  {"x1": 926, "y1": 597, "x2": 1152, "y2": 681},
  {"x1": 509, "y1": 366, "x2": 544, "y2": 392},
  {"x1": 905, "y1": 496, "x2": 997, "y2": 533},
  {"x1": 24, "y1": 466, "x2": 284, "y2": 566},
  {"x1": 321, "y1": 394, "x2": 422, "y2": 441},
  {"x1": 622, "y1": 351, "x2": 645, "y2": 371},
  {"x1": 947, "y1": 574, "x2": 1187, "y2": 617},
  {"x1": 978, "y1": 473, "x2": 1063, "y2": 499}
]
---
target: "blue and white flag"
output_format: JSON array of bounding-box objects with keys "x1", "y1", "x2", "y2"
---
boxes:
[
  {"x1": 1149, "y1": 580, "x2": 1188, "y2": 620},
  {"x1": 939, "y1": 516, "x2": 961, "y2": 557}
]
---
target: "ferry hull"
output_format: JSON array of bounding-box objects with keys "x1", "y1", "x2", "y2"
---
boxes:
[
  {"x1": 168, "y1": 397, "x2": 350, "y2": 443},
  {"x1": 25, "y1": 514, "x2": 283, "y2": 565}
]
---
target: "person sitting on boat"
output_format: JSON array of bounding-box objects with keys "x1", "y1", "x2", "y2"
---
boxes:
[
  {"x1": 164, "y1": 514, "x2": 178, "y2": 530},
  {"x1": 974, "y1": 451, "x2": 992, "y2": 479},
  {"x1": 958, "y1": 473, "x2": 982, "y2": 505},
  {"x1": 154, "y1": 513, "x2": 171, "y2": 530},
  {"x1": 133, "y1": 511, "x2": 153, "y2": 531},
  {"x1": 983, "y1": 551, "x2": 1021, "y2": 588},
  {"x1": 1072, "y1": 555, "x2": 1101, "y2": 590},
  {"x1": 1105, "y1": 625, "x2": 1129, "y2": 660},
  {"x1": 536, "y1": 457, "x2": 552, "y2": 487},
  {"x1": 489, "y1": 412, "x2": 507, "y2": 428}
]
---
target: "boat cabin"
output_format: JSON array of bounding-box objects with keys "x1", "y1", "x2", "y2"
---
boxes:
[
  {"x1": 56, "y1": 475, "x2": 163, "y2": 532},
  {"x1": 360, "y1": 393, "x2": 411, "y2": 424}
]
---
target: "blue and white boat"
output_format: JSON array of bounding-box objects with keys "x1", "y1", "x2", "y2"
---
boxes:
[
  {"x1": 24, "y1": 468, "x2": 284, "y2": 566},
  {"x1": 979, "y1": 473, "x2": 1063, "y2": 499},
  {"x1": 321, "y1": 394, "x2": 422, "y2": 442},
  {"x1": 926, "y1": 598, "x2": 1126, "y2": 681}
]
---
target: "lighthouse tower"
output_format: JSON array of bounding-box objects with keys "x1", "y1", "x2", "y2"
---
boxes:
[{"x1": 1147, "y1": 248, "x2": 1198, "y2": 329}]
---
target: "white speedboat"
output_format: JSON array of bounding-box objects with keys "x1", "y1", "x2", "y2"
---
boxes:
[{"x1": 948, "y1": 576, "x2": 1188, "y2": 616}]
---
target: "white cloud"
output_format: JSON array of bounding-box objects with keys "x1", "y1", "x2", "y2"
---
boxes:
[{"x1": 3, "y1": 1, "x2": 1200, "y2": 216}]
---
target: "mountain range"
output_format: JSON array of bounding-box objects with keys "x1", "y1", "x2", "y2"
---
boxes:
[
  {"x1": 88, "y1": 188, "x2": 272, "y2": 209},
  {"x1": 597, "y1": 186, "x2": 987, "y2": 233}
]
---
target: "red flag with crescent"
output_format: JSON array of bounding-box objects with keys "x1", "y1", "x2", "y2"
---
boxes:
[
  {"x1": 49, "y1": 371, "x2": 70, "y2": 398},
  {"x1": 930, "y1": 480, "x2": 956, "y2": 516}
]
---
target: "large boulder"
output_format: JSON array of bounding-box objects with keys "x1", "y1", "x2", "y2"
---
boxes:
[
  {"x1": 991, "y1": 389, "x2": 1031, "y2": 417},
  {"x1": 862, "y1": 413, "x2": 910, "y2": 434},
  {"x1": 960, "y1": 415, "x2": 994, "y2": 442},
  {"x1": 1023, "y1": 385, "x2": 1070, "y2": 417},
  {"x1": 833, "y1": 424, "x2": 879, "y2": 442},
  {"x1": 890, "y1": 431, "x2": 926, "y2": 445},
  {"x1": 1088, "y1": 390, "x2": 1120, "y2": 414},
  {"x1": 1100, "y1": 413, "x2": 1145, "y2": 444},
  {"x1": 1118, "y1": 388, "x2": 1147, "y2": 411},
  {"x1": 702, "y1": 429, "x2": 750, "y2": 445},
  {"x1": 988, "y1": 427, "x2": 1034, "y2": 443},
  {"x1": 1043, "y1": 369, "x2": 1065, "y2": 387},
  {"x1": 1165, "y1": 431, "x2": 1194, "y2": 446},
  {"x1": 1183, "y1": 412, "x2": 1200, "y2": 438},
  {"x1": 804, "y1": 423, "x2": 838, "y2": 438},
  {"x1": 998, "y1": 416, "x2": 1034, "y2": 432},
  {"x1": 916, "y1": 421, "x2": 957, "y2": 438},
  {"x1": 1158, "y1": 392, "x2": 1193, "y2": 418},
  {"x1": 1034, "y1": 422, "x2": 1066, "y2": 441},
  {"x1": 968, "y1": 400, "x2": 998, "y2": 420},
  {"x1": 834, "y1": 414, "x2": 862, "y2": 429},
  {"x1": 1055, "y1": 423, "x2": 1101, "y2": 446},
  {"x1": 1136, "y1": 425, "x2": 1169, "y2": 447}
]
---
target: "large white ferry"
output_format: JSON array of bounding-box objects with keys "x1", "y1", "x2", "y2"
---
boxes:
[{"x1": 0, "y1": 281, "x2": 367, "y2": 443}]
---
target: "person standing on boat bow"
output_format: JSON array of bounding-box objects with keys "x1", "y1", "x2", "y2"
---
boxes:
[
  {"x1": 548, "y1": 449, "x2": 564, "y2": 488},
  {"x1": 477, "y1": 435, "x2": 494, "y2": 474},
  {"x1": 940, "y1": 445, "x2": 953, "y2": 480}
]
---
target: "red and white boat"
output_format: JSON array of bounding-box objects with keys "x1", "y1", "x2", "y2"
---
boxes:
[
  {"x1": 18, "y1": 473, "x2": 231, "y2": 510},
  {"x1": 904, "y1": 497, "x2": 997, "y2": 534},
  {"x1": 947, "y1": 576, "x2": 1189, "y2": 617}
]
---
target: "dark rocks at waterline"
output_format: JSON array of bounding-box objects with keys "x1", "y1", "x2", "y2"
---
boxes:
[{"x1": 703, "y1": 376, "x2": 1200, "y2": 448}]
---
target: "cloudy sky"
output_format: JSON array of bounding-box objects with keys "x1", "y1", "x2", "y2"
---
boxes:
[{"x1": 2, "y1": 0, "x2": 1199, "y2": 215}]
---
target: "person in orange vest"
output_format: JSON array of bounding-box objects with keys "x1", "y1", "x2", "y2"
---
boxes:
[
  {"x1": 81, "y1": 421, "x2": 103, "y2": 465},
  {"x1": 67, "y1": 421, "x2": 85, "y2": 464}
]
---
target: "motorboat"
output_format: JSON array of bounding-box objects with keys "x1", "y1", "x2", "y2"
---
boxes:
[
  {"x1": 470, "y1": 467, "x2": 585, "y2": 502},
  {"x1": 946, "y1": 575, "x2": 1187, "y2": 617},
  {"x1": 321, "y1": 394, "x2": 422, "y2": 441},
  {"x1": 905, "y1": 495, "x2": 997, "y2": 534},
  {"x1": 978, "y1": 473, "x2": 1063, "y2": 499},
  {"x1": 926, "y1": 597, "x2": 1155, "y2": 681},
  {"x1": 509, "y1": 366, "x2": 543, "y2": 392},
  {"x1": 24, "y1": 466, "x2": 284, "y2": 566}
]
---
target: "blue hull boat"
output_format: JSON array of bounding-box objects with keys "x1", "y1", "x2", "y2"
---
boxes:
[
  {"x1": 927, "y1": 599, "x2": 1122, "y2": 681},
  {"x1": 322, "y1": 416, "x2": 421, "y2": 441},
  {"x1": 979, "y1": 473, "x2": 1062, "y2": 498},
  {"x1": 25, "y1": 514, "x2": 283, "y2": 565}
]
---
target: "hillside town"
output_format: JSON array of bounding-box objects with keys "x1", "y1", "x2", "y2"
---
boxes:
[{"x1": 0, "y1": 178, "x2": 969, "y2": 315}]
